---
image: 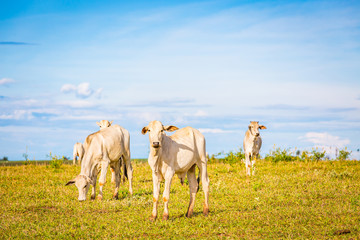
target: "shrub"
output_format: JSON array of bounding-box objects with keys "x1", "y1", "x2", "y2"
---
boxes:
[
  {"x1": 265, "y1": 147, "x2": 298, "y2": 163},
  {"x1": 47, "y1": 152, "x2": 66, "y2": 169},
  {"x1": 0, "y1": 156, "x2": 8, "y2": 161},
  {"x1": 338, "y1": 148, "x2": 352, "y2": 160},
  {"x1": 310, "y1": 148, "x2": 326, "y2": 161},
  {"x1": 223, "y1": 148, "x2": 245, "y2": 164},
  {"x1": 208, "y1": 148, "x2": 245, "y2": 164}
]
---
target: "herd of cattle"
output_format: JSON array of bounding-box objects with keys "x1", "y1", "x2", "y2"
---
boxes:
[{"x1": 66, "y1": 120, "x2": 266, "y2": 220}]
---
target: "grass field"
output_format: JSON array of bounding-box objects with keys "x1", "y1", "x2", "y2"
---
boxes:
[{"x1": 0, "y1": 159, "x2": 359, "y2": 239}]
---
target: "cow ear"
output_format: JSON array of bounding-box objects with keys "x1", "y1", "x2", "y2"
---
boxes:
[
  {"x1": 65, "y1": 179, "x2": 76, "y2": 186},
  {"x1": 164, "y1": 125, "x2": 179, "y2": 132},
  {"x1": 109, "y1": 120, "x2": 113, "y2": 126},
  {"x1": 259, "y1": 125, "x2": 267, "y2": 130},
  {"x1": 141, "y1": 127, "x2": 148, "y2": 135},
  {"x1": 96, "y1": 122, "x2": 101, "y2": 127}
]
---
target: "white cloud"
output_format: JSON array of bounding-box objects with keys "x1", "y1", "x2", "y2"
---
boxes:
[
  {"x1": 0, "y1": 78, "x2": 15, "y2": 86},
  {"x1": 194, "y1": 110, "x2": 207, "y2": 117},
  {"x1": 299, "y1": 132, "x2": 351, "y2": 158},
  {"x1": 94, "y1": 88, "x2": 103, "y2": 99},
  {"x1": 198, "y1": 128, "x2": 235, "y2": 134},
  {"x1": 57, "y1": 100, "x2": 96, "y2": 108},
  {"x1": 300, "y1": 132, "x2": 350, "y2": 147},
  {"x1": 60, "y1": 84, "x2": 77, "y2": 93},
  {"x1": 0, "y1": 110, "x2": 33, "y2": 120},
  {"x1": 60, "y1": 82, "x2": 101, "y2": 98},
  {"x1": 77, "y1": 82, "x2": 93, "y2": 97}
]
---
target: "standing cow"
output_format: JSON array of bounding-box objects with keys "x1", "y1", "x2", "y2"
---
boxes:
[
  {"x1": 66, "y1": 124, "x2": 133, "y2": 201},
  {"x1": 142, "y1": 120, "x2": 209, "y2": 221},
  {"x1": 243, "y1": 121, "x2": 267, "y2": 176},
  {"x1": 73, "y1": 142, "x2": 84, "y2": 165},
  {"x1": 96, "y1": 120, "x2": 127, "y2": 183}
]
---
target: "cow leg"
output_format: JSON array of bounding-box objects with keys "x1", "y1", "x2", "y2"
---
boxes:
[
  {"x1": 91, "y1": 179, "x2": 97, "y2": 200},
  {"x1": 245, "y1": 153, "x2": 251, "y2": 176},
  {"x1": 73, "y1": 155, "x2": 76, "y2": 165},
  {"x1": 110, "y1": 166, "x2": 116, "y2": 183},
  {"x1": 120, "y1": 157, "x2": 126, "y2": 183},
  {"x1": 200, "y1": 161, "x2": 210, "y2": 216},
  {"x1": 151, "y1": 172, "x2": 160, "y2": 221},
  {"x1": 91, "y1": 171, "x2": 98, "y2": 200},
  {"x1": 112, "y1": 161, "x2": 121, "y2": 200},
  {"x1": 123, "y1": 152, "x2": 133, "y2": 195},
  {"x1": 97, "y1": 160, "x2": 110, "y2": 200},
  {"x1": 251, "y1": 155, "x2": 257, "y2": 176},
  {"x1": 186, "y1": 164, "x2": 198, "y2": 218},
  {"x1": 162, "y1": 168, "x2": 175, "y2": 220}
]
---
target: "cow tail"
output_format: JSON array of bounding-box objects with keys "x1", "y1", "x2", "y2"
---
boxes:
[
  {"x1": 123, "y1": 160, "x2": 128, "y2": 179},
  {"x1": 196, "y1": 166, "x2": 200, "y2": 193}
]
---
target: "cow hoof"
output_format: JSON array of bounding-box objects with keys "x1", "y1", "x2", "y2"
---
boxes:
[
  {"x1": 186, "y1": 210, "x2": 193, "y2": 218},
  {"x1": 203, "y1": 207, "x2": 209, "y2": 216},
  {"x1": 162, "y1": 214, "x2": 169, "y2": 221},
  {"x1": 113, "y1": 194, "x2": 119, "y2": 200},
  {"x1": 97, "y1": 195, "x2": 103, "y2": 201},
  {"x1": 150, "y1": 215, "x2": 157, "y2": 222},
  {"x1": 91, "y1": 195, "x2": 96, "y2": 200}
]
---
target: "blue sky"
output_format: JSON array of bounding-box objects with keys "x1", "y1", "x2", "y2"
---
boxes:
[{"x1": 1, "y1": 0, "x2": 360, "y2": 160}]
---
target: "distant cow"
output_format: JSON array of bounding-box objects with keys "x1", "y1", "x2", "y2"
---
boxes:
[
  {"x1": 73, "y1": 142, "x2": 84, "y2": 165},
  {"x1": 66, "y1": 124, "x2": 133, "y2": 201},
  {"x1": 97, "y1": 120, "x2": 113, "y2": 129},
  {"x1": 96, "y1": 120, "x2": 126, "y2": 183},
  {"x1": 243, "y1": 121, "x2": 267, "y2": 176},
  {"x1": 142, "y1": 120, "x2": 209, "y2": 221}
]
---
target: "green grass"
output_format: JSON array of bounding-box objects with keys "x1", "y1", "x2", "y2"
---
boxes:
[{"x1": 0, "y1": 160, "x2": 360, "y2": 239}]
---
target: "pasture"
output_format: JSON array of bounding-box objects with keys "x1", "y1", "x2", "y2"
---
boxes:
[{"x1": 0, "y1": 159, "x2": 360, "y2": 239}]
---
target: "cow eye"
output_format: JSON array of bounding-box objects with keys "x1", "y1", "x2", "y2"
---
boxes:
[
  {"x1": 83, "y1": 184, "x2": 87, "y2": 189},
  {"x1": 148, "y1": 130, "x2": 150, "y2": 132},
  {"x1": 161, "y1": 130, "x2": 164, "y2": 132}
]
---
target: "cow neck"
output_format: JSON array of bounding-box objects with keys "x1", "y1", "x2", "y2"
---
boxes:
[
  {"x1": 80, "y1": 152, "x2": 95, "y2": 178},
  {"x1": 247, "y1": 130, "x2": 257, "y2": 143}
]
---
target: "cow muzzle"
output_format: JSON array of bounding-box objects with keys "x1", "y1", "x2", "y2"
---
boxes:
[{"x1": 152, "y1": 142, "x2": 160, "y2": 148}]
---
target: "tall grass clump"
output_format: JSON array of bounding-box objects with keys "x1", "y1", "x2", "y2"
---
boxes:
[
  {"x1": 264, "y1": 146, "x2": 329, "y2": 163},
  {"x1": 264, "y1": 147, "x2": 297, "y2": 163},
  {"x1": 208, "y1": 148, "x2": 245, "y2": 164},
  {"x1": 47, "y1": 152, "x2": 67, "y2": 169}
]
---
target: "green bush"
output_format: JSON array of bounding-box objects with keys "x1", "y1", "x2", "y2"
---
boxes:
[
  {"x1": 47, "y1": 152, "x2": 66, "y2": 169},
  {"x1": 208, "y1": 148, "x2": 245, "y2": 164},
  {"x1": 0, "y1": 156, "x2": 8, "y2": 161},
  {"x1": 264, "y1": 147, "x2": 298, "y2": 163},
  {"x1": 310, "y1": 148, "x2": 326, "y2": 161},
  {"x1": 338, "y1": 148, "x2": 352, "y2": 160}
]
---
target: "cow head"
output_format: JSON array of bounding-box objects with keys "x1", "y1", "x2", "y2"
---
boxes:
[
  {"x1": 248, "y1": 121, "x2": 267, "y2": 137},
  {"x1": 96, "y1": 120, "x2": 113, "y2": 130},
  {"x1": 141, "y1": 120, "x2": 178, "y2": 149},
  {"x1": 65, "y1": 175, "x2": 93, "y2": 201}
]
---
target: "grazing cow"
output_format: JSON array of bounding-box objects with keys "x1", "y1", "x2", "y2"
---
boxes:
[
  {"x1": 96, "y1": 120, "x2": 113, "y2": 129},
  {"x1": 73, "y1": 142, "x2": 84, "y2": 165},
  {"x1": 66, "y1": 124, "x2": 133, "y2": 201},
  {"x1": 243, "y1": 121, "x2": 267, "y2": 176},
  {"x1": 96, "y1": 120, "x2": 126, "y2": 183},
  {"x1": 142, "y1": 120, "x2": 209, "y2": 221}
]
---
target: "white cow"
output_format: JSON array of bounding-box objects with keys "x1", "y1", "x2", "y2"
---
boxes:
[
  {"x1": 73, "y1": 142, "x2": 84, "y2": 165},
  {"x1": 142, "y1": 120, "x2": 209, "y2": 221},
  {"x1": 96, "y1": 120, "x2": 126, "y2": 183},
  {"x1": 66, "y1": 124, "x2": 133, "y2": 201},
  {"x1": 96, "y1": 120, "x2": 113, "y2": 129},
  {"x1": 243, "y1": 121, "x2": 267, "y2": 176}
]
